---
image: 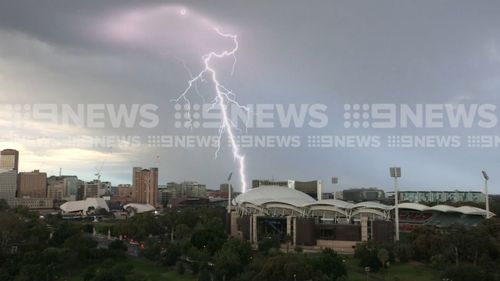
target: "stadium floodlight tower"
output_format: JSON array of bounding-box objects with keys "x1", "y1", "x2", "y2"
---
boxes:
[
  {"x1": 482, "y1": 171, "x2": 491, "y2": 219},
  {"x1": 390, "y1": 167, "x2": 402, "y2": 241},
  {"x1": 227, "y1": 172, "x2": 233, "y2": 214},
  {"x1": 332, "y1": 177, "x2": 339, "y2": 199}
]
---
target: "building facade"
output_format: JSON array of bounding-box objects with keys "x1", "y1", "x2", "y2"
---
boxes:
[
  {"x1": 7, "y1": 198, "x2": 53, "y2": 209},
  {"x1": 343, "y1": 188, "x2": 385, "y2": 202},
  {"x1": 252, "y1": 179, "x2": 290, "y2": 189},
  {"x1": 0, "y1": 169, "x2": 18, "y2": 200},
  {"x1": 133, "y1": 167, "x2": 158, "y2": 206},
  {"x1": 18, "y1": 170, "x2": 47, "y2": 198},
  {"x1": 290, "y1": 180, "x2": 323, "y2": 200},
  {"x1": 398, "y1": 190, "x2": 486, "y2": 204},
  {"x1": 0, "y1": 149, "x2": 19, "y2": 171}
]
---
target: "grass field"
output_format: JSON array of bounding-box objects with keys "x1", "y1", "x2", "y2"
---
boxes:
[
  {"x1": 63, "y1": 256, "x2": 440, "y2": 281},
  {"x1": 64, "y1": 258, "x2": 195, "y2": 281},
  {"x1": 344, "y1": 257, "x2": 441, "y2": 281}
]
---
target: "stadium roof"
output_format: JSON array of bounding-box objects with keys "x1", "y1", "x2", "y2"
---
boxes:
[
  {"x1": 234, "y1": 186, "x2": 316, "y2": 207},
  {"x1": 399, "y1": 202, "x2": 494, "y2": 216},
  {"x1": 305, "y1": 199, "x2": 355, "y2": 209},
  {"x1": 234, "y1": 187, "x2": 494, "y2": 218}
]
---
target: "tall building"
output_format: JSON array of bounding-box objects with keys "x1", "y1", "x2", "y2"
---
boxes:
[
  {"x1": 83, "y1": 181, "x2": 99, "y2": 198},
  {"x1": 133, "y1": 167, "x2": 158, "y2": 206},
  {"x1": 47, "y1": 176, "x2": 65, "y2": 200},
  {"x1": 46, "y1": 175, "x2": 80, "y2": 201},
  {"x1": 166, "y1": 181, "x2": 207, "y2": 198},
  {"x1": 0, "y1": 169, "x2": 17, "y2": 199},
  {"x1": 18, "y1": 170, "x2": 47, "y2": 198},
  {"x1": 290, "y1": 180, "x2": 323, "y2": 200},
  {"x1": 252, "y1": 179, "x2": 290, "y2": 189},
  {"x1": 0, "y1": 149, "x2": 19, "y2": 171},
  {"x1": 343, "y1": 188, "x2": 385, "y2": 202}
]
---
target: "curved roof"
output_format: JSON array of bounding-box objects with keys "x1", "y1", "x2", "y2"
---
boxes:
[
  {"x1": 60, "y1": 198, "x2": 109, "y2": 213},
  {"x1": 429, "y1": 205, "x2": 457, "y2": 213},
  {"x1": 234, "y1": 187, "x2": 494, "y2": 218},
  {"x1": 305, "y1": 199, "x2": 354, "y2": 209},
  {"x1": 123, "y1": 203, "x2": 156, "y2": 213},
  {"x1": 454, "y1": 206, "x2": 494, "y2": 216},
  {"x1": 399, "y1": 203, "x2": 494, "y2": 216},
  {"x1": 234, "y1": 186, "x2": 316, "y2": 207},
  {"x1": 398, "y1": 203, "x2": 430, "y2": 212},
  {"x1": 353, "y1": 201, "x2": 393, "y2": 210}
]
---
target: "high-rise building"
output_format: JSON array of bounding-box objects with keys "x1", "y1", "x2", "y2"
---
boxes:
[
  {"x1": 17, "y1": 170, "x2": 47, "y2": 198},
  {"x1": 83, "y1": 181, "x2": 99, "y2": 198},
  {"x1": 47, "y1": 176, "x2": 65, "y2": 200},
  {"x1": 290, "y1": 180, "x2": 323, "y2": 200},
  {"x1": 252, "y1": 179, "x2": 290, "y2": 189},
  {"x1": 0, "y1": 149, "x2": 19, "y2": 171},
  {"x1": 133, "y1": 167, "x2": 158, "y2": 206},
  {"x1": 166, "y1": 181, "x2": 207, "y2": 198},
  {"x1": 0, "y1": 169, "x2": 17, "y2": 199},
  {"x1": 343, "y1": 188, "x2": 385, "y2": 202}
]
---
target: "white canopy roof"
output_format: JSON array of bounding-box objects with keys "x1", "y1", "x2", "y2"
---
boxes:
[
  {"x1": 399, "y1": 202, "x2": 494, "y2": 216},
  {"x1": 234, "y1": 186, "x2": 316, "y2": 207},
  {"x1": 60, "y1": 198, "x2": 109, "y2": 213},
  {"x1": 123, "y1": 203, "x2": 156, "y2": 213}
]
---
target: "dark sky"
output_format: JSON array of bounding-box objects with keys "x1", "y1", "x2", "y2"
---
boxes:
[{"x1": 0, "y1": 0, "x2": 499, "y2": 193}]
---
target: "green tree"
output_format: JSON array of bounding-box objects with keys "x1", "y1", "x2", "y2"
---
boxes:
[
  {"x1": 191, "y1": 218, "x2": 227, "y2": 254},
  {"x1": 161, "y1": 242, "x2": 182, "y2": 266},
  {"x1": 108, "y1": 239, "x2": 127, "y2": 257},
  {"x1": 312, "y1": 248, "x2": 347, "y2": 280},
  {"x1": 214, "y1": 247, "x2": 242, "y2": 281},
  {"x1": 176, "y1": 261, "x2": 185, "y2": 275}
]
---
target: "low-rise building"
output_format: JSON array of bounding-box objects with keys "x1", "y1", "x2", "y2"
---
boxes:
[
  {"x1": 398, "y1": 190, "x2": 486, "y2": 204},
  {"x1": 7, "y1": 198, "x2": 53, "y2": 209}
]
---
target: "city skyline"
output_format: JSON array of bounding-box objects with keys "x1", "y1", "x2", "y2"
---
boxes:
[{"x1": 0, "y1": 1, "x2": 499, "y2": 192}]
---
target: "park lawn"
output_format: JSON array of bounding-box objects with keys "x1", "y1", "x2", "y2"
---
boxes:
[
  {"x1": 129, "y1": 258, "x2": 195, "y2": 281},
  {"x1": 64, "y1": 258, "x2": 195, "y2": 281},
  {"x1": 344, "y1": 257, "x2": 441, "y2": 281}
]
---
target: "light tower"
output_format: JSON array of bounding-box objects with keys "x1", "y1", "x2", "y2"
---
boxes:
[
  {"x1": 332, "y1": 177, "x2": 339, "y2": 199},
  {"x1": 227, "y1": 172, "x2": 233, "y2": 214},
  {"x1": 390, "y1": 167, "x2": 401, "y2": 241},
  {"x1": 482, "y1": 171, "x2": 490, "y2": 219}
]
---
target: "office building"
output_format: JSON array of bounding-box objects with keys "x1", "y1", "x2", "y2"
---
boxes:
[
  {"x1": 166, "y1": 181, "x2": 207, "y2": 198},
  {"x1": 0, "y1": 149, "x2": 19, "y2": 171},
  {"x1": 398, "y1": 190, "x2": 486, "y2": 204},
  {"x1": 343, "y1": 188, "x2": 385, "y2": 202},
  {"x1": 252, "y1": 179, "x2": 290, "y2": 189},
  {"x1": 18, "y1": 170, "x2": 47, "y2": 198},
  {"x1": 290, "y1": 180, "x2": 323, "y2": 200},
  {"x1": 7, "y1": 198, "x2": 53, "y2": 209},
  {"x1": 133, "y1": 167, "x2": 158, "y2": 206},
  {"x1": 0, "y1": 169, "x2": 17, "y2": 199}
]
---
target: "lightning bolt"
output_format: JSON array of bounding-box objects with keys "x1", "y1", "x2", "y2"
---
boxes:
[{"x1": 174, "y1": 27, "x2": 248, "y2": 193}]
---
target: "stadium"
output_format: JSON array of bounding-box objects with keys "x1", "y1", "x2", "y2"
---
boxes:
[{"x1": 229, "y1": 186, "x2": 494, "y2": 254}]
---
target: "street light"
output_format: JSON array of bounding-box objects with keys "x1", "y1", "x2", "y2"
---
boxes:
[
  {"x1": 390, "y1": 167, "x2": 401, "y2": 241},
  {"x1": 332, "y1": 177, "x2": 339, "y2": 199},
  {"x1": 482, "y1": 171, "x2": 490, "y2": 219}
]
